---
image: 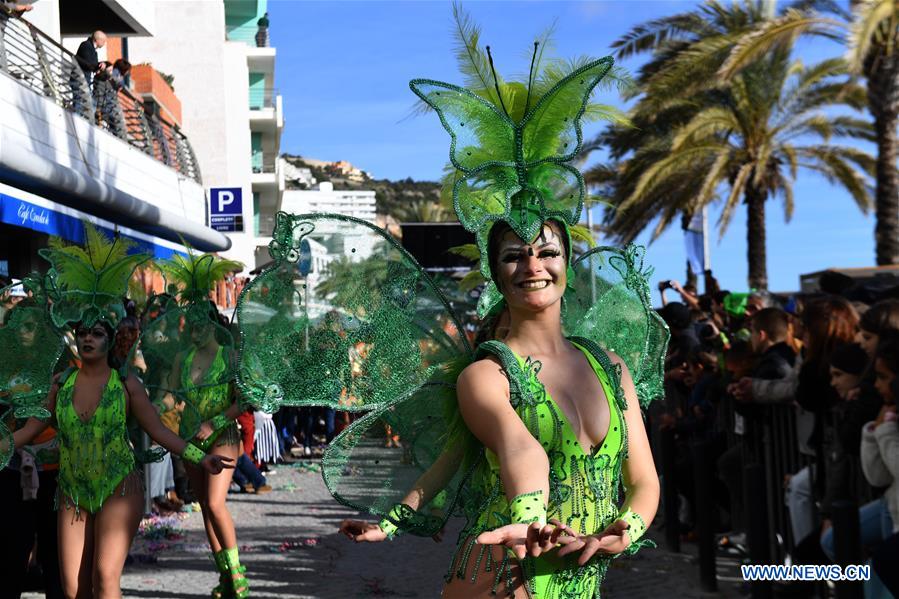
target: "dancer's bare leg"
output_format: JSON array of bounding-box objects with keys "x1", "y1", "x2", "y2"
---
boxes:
[
  {"x1": 91, "y1": 476, "x2": 143, "y2": 599},
  {"x1": 188, "y1": 442, "x2": 239, "y2": 552},
  {"x1": 57, "y1": 503, "x2": 93, "y2": 599}
]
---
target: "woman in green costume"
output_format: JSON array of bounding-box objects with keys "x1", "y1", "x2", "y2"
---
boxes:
[
  {"x1": 10, "y1": 225, "x2": 232, "y2": 599},
  {"x1": 232, "y1": 20, "x2": 668, "y2": 598},
  {"x1": 340, "y1": 219, "x2": 660, "y2": 598},
  {"x1": 145, "y1": 251, "x2": 249, "y2": 599}
]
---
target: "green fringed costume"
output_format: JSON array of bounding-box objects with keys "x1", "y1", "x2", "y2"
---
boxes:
[
  {"x1": 55, "y1": 368, "x2": 137, "y2": 513},
  {"x1": 137, "y1": 250, "x2": 243, "y2": 451},
  {"x1": 233, "y1": 43, "x2": 669, "y2": 598},
  {"x1": 135, "y1": 249, "x2": 249, "y2": 599},
  {"x1": 36, "y1": 224, "x2": 149, "y2": 512}
]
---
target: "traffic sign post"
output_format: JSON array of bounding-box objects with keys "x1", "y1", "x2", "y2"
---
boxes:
[{"x1": 209, "y1": 188, "x2": 244, "y2": 232}]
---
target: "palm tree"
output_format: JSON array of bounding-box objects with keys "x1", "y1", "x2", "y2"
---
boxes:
[
  {"x1": 392, "y1": 199, "x2": 452, "y2": 223},
  {"x1": 589, "y1": 0, "x2": 875, "y2": 289},
  {"x1": 719, "y1": 0, "x2": 899, "y2": 264}
]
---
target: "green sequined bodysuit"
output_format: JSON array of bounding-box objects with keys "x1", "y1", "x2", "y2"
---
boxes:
[
  {"x1": 180, "y1": 346, "x2": 238, "y2": 446},
  {"x1": 56, "y1": 369, "x2": 136, "y2": 513},
  {"x1": 452, "y1": 338, "x2": 626, "y2": 598}
]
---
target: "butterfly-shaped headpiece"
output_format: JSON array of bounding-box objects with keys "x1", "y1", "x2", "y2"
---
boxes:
[{"x1": 411, "y1": 55, "x2": 614, "y2": 316}]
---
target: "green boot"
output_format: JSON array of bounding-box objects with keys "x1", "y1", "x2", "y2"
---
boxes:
[
  {"x1": 211, "y1": 550, "x2": 233, "y2": 599},
  {"x1": 222, "y1": 547, "x2": 249, "y2": 598}
]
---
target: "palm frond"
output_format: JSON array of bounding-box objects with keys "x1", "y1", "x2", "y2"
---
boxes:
[
  {"x1": 446, "y1": 243, "x2": 481, "y2": 262},
  {"x1": 459, "y1": 270, "x2": 486, "y2": 292},
  {"x1": 719, "y1": 10, "x2": 843, "y2": 80},
  {"x1": 846, "y1": 0, "x2": 899, "y2": 74},
  {"x1": 718, "y1": 163, "x2": 753, "y2": 235}
]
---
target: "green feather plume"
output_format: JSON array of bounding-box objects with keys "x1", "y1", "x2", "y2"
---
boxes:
[
  {"x1": 159, "y1": 247, "x2": 243, "y2": 305},
  {"x1": 39, "y1": 222, "x2": 150, "y2": 326}
]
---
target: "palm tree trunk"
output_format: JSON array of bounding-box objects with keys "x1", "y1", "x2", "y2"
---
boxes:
[
  {"x1": 869, "y1": 51, "x2": 899, "y2": 265},
  {"x1": 746, "y1": 183, "x2": 767, "y2": 290}
]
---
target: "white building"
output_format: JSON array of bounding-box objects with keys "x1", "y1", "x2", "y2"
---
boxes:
[
  {"x1": 281, "y1": 182, "x2": 377, "y2": 223},
  {"x1": 128, "y1": 0, "x2": 284, "y2": 273},
  {"x1": 278, "y1": 182, "x2": 379, "y2": 261},
  {"x1": 0, "y1": 1, "x2": 227, "y2": 280}
]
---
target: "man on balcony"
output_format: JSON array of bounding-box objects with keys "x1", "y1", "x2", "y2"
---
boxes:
[{"x1": 74, "y1": 30, "x2": 107, "y2": 87}]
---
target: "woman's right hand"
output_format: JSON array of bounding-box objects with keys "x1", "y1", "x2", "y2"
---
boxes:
[{"x1": 339, "y1": 519, "x2": 387, "y2": 542}]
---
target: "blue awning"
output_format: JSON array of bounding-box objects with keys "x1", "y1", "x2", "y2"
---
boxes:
[{"x1": 0, "y1": 185, "x2": 187, "y2": 259}]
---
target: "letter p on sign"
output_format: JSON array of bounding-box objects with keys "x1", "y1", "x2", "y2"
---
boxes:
[
  {"x1": 210, "y1": 187, "x2": 242, "y2": 216},
  {"x1": 218, "y1": 191, "x2": 234, "y2": 212}
]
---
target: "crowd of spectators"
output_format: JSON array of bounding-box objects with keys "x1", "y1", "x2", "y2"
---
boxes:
[{"x1": 655, "y1": 270, "x2": 899, "y2": 596}]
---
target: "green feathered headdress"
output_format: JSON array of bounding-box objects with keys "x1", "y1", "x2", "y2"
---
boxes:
[
  {"x1": 410, "y1": 13, "x2": 620, "y2": 317},
  {"x1": 158, "y1": 248, "x2": 243, "y2": 323},
  {"x1": 39, "y1": 222, "x2": 150, "y2": 328}
]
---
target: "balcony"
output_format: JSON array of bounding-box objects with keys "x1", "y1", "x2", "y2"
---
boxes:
[
  {"x1": 0, "y1": 7, "x2": 228, "y2": 251},
  {"x1": 251, "y1": 155, "x2": 279, "y2": 187},
  {"x1": 249, "y1": 88, "x2": 282, "y2": 134}
]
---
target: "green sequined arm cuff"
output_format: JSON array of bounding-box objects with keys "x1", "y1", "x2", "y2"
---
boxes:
[
  {"x1": 378, "y1": 503, "x2": 407, "y2": 540},
  {"x1": 181, "y1": 443, "x2": 205, "y2": 466},
  {"x1": 619, "y1": 509, "x2": 647, "y2": 542},
  {"x1": 616, "y1": 509, "x2": 656, "y2": 556},
  {"x1": 509, "y1": 490, "x2": 547, "y2": 526}
]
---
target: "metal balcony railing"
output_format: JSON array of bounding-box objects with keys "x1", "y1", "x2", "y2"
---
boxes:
[
  {"x1": 0, "y1": 6, "x2": 203, "y2": 184},
  {"x1": 249, "y1": 87, "x2": 278, "y2": 110}
]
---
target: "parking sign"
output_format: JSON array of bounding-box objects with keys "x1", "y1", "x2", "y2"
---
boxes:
[{"x1": 209, "y1": 188, "x2": 244, "y2": 232}]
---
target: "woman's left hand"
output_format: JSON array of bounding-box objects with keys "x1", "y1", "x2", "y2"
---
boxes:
[
  {"x1": 476, "y1": 519, "x2": 570, "y2": 560},
  {"x1": 556, "y1": 519, "x2": 630, "y2": 565},
  {"x1": 196, "y1": 421, "x2": 214, "y2": 441},
  {"x1": 200, "y1": 454, "x2": 234, "y2": 475}
]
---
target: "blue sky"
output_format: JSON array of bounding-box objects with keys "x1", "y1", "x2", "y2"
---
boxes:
[{"x1": 269, "y1": 1, "x2": 877, "y2": 298}]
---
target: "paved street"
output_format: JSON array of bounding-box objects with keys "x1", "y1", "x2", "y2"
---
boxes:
[{"x1": 25, "y1": 461, "x2": 739, "y2": 598}]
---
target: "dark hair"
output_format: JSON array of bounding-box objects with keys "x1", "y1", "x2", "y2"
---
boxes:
[
  {"x1": 486, "y1": 220, "x2": 570, "y2": 289},
  {"x1": 751, "y1": 307, "x2": 790, "y2": 341},
  {"x1": 803, "y1": 297, "x2": 858, "y2": 371},
  {"x1": 859, "y1": 299, "x2": 899, "y2": 336},
  {"x1": 473, "y1": 307, "x2": 509, "y2": 346},
  {"x1": 113, "y1": 58, "x2": 131, "y2": 75},
  {"x1": 875, "y1": 332, "x2": 899, "y2": 376}
]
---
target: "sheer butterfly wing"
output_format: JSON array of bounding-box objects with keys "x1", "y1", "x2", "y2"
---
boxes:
[
  {"x1": 562, "y1": 245, "x2": 669, "y2": 407},
  {"x1": 0, "y1": 297, "x2": 64, "y2": 469},
  {"x1": 520, "y1": 56, "x2": 614, "y2": 165},
  {"x1": 235, "y1": 213, "x2": 472, "y2": 413},
  {"x1": 410, "y1": 80, "x2": 523, "y2": 239},
  {"x1": 322, "y1": 359, "x2": 481, "y2": 537},
  {"x1": 0, "y1": 298, "x2": 64, "y2": 421},
  {"x1": 522, "y1": 161, "x2": 586, "y2": 239},
  {"x1": 410, "y1": 79, "x2": 516, "y2": 172}
]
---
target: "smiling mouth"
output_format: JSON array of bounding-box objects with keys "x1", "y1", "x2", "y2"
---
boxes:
[
  {"x1": 82, "y1": 344, "x2": 95, "y2": 352},
  {"x1": 518, "y1": 280, "x2": 551, "y2": 290}
]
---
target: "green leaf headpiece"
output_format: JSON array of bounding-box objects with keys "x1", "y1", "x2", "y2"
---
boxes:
[
  {"x1": 411, "y1": 53, "x2": 614, "y2": 317},
  {"x1": 39, "y1": 222, "x2": 149, "y2": 328},
  {"x1": 158, "y1": 249, "x2": 243, "y2": 324}
]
